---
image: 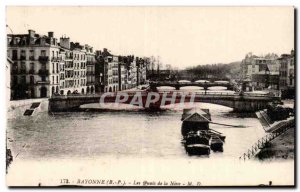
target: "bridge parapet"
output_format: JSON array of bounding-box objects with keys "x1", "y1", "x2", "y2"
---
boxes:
[{"x1": 49, "y1": 91, "x2": 281, "y2": 112}]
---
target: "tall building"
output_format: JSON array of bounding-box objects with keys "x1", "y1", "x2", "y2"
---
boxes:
[
  {"x1": 7, "y1": 30, "x2": 97, "y2": 99},
  {"x1": 241, "y1": 52, "x2": 279, "y2": 80},
  {"x1": 95, "y1": 49, "x2": 148, "y2": 93},
  {"x1": 70, "y1": 42, "x2": 87, "y2": 94},
  {"x1": 85, "y1": 44, "x2": 96, "y2": 94},
  {"x1": 241, "y1": 52, "x2": 280, "y2": 90},
  {"x1": 7, "y1": 30, "x2": 60, "y2": 99},
  {"x1": 59, "y1": 37, "x2": 76, "y2": 95},
  {"x1": 279, "y1": 50, "x2": 295, "y2": 91},
  {"x1": 95, "y1": 50, "x2": 106, "y2": 93}
]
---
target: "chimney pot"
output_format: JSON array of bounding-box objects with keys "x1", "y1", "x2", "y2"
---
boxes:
[{"x1": 48, "y1": 31, "x2": 54, "y2": 38}]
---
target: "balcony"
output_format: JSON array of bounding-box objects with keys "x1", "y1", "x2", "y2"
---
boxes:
[
  {"x1": 38, "y1": 56, "x2": 49, "y2": 63},
  {"x1": 86, "y1": 61, "x2": 95, "y2": 66},
  {"x1": 86, "y1": 72, "x2": 95, "y2": 75},
  {"x1": 65, "y1": 56, "x2": 73, "y2": 60},
  {"x1": 36, "y1": 80, "x2": 50, "y2": 85},
  {"x1": 86, "y1": 82, "x2": 95, "y2": 86},
  {"x1": 38, "y1": 69, "x2": 49, "y2": 76},
  {"x1": 51, "y1": 57, "x2": 60, "y2": 62}
]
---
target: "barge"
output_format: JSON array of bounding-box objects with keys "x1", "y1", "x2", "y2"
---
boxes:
[{"x1": 181, "y1": 108, "x2": 225, "y2": 155}]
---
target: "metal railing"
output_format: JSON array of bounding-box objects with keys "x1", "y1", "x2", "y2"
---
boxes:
[{"x1": 239, "y1": 119, "x2": 295, "y2": 161}]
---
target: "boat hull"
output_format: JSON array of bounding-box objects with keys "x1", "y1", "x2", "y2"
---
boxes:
[{"x1": 185, "y1": 144, "x2": 211, "y2": 155}]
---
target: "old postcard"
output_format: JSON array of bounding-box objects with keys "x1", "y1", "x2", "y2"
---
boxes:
[{"x1": 6, "y1": 6, "x2": 295, "y2": 187}]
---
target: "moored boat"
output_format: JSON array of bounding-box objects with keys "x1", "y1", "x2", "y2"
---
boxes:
[
  {"x1": 210, "y1": 136, "x2": 224, "y2": 152},
  {"x1": 184, "y1": 131, "x2": 211, "y2": 155},
  {"x1": 181, "y1": 108, "x2": 226, "y2": 155},
  {"x1": 181, "y1": 108, "x2": 211, "y2": 138}
]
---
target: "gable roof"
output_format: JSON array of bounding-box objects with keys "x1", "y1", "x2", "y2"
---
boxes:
[{"x1": 183, "y1": 112, "x2": 210, "y2": 123}]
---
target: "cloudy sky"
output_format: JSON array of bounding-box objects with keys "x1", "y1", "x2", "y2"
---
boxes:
[{"x1": 6, "y1": 7, "x2": 294, "y2": 69}]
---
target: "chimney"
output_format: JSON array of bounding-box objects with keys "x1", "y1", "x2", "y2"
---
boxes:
[
  {"x1": 28, "y1": 29, "x2": 35, "y2": 38},
  {"x1": 48, "y1": 31, "x2": 54, "y2": 38},
  {"x1": 60, "y1": 37, "x2": 70, "y2": 49}
]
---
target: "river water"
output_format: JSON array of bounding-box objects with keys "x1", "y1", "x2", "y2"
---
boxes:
[
  {"x1": 6, "y1": 88, "x2": 295, "y2": 186},
  {"x1": 7, "y1": 103, "x2": 265, "y2": 160}
]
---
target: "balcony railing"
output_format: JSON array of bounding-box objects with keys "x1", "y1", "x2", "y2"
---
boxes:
[
  {"x1": 36, "y1": 80, "x2": 50, "y2": 84},
  {"x1": 51, "y1": 57, "x2": 61, "y2": 62},
  {"x1": 86, "y1": 82, "x2": 95, "y2": 86},
  {"x1": 38, "y1": 56, "x2": 49, "y2": 63},
  {"x1": 86, "y1": 72, "x2": 95, "y2": 76},
  {"x1": 86, "y1": 61, "x2": 95, "y2": 65},
  {"x1": 38, "y1": 69, "x2": 49, "y2": 76}
]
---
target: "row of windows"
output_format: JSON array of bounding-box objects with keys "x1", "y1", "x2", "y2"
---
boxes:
[
  {"x1": 52, "y1": 76, "x2": 59, "y2": 84},
  {"x1": 73, "y1": 62, "x2": 86, "y2": 69},
  {"x1": 11, "y1": 49, "x2": 47, "y2": 60},
  {"x1": 73, "y1": 53, "x2": 86, "y2": 61},
  {"x1": 10, "y1": 49, "x2": 91, "y2": 62}
]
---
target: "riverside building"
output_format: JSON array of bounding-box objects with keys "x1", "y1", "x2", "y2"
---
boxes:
[
  {"x1": 7, "y1": 30, "x2": 96, "y2": 99},
  {"x1": 7, "y1": 30, "x2": 60, "y2": 99}
]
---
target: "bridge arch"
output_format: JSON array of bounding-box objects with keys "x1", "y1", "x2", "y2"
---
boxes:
[
  {"x1": 161, "y1": 101, "x2": 234, "y2": 111},
  {"x1": 179, "y1": 86, "x2": 204, "y2": 90}
]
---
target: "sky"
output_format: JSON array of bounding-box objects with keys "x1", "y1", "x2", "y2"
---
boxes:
[{"x1": 6, "y1": 6, "x2": 294, "y2": 69}]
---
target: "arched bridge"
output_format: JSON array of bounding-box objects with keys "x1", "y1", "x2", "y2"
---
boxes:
[
  {"x1": 48, "y1": 91, "x2": 281, "y2": 112},
  {"x1": 149, "y1": 81, "x2": 236, "y2": 91}
]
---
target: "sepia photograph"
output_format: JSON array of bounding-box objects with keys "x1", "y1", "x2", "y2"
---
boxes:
[{"x1": 5, "y1": 6, "x2": 295, "y2": 187}]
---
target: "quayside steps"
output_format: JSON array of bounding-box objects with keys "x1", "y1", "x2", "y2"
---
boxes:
[{"x1": 239, "y1": 118, "x2": 294, "y2": 161}]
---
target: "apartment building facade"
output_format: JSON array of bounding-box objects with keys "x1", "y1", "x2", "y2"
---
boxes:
[
  {"x1": 241, "y1": 52, "x2": 280, "y2": 90},
  {"x1": 7, "y1": 30, "x2": 61, "y2": 99},
  {"x1": 7, "y1": 30, "x2": 96, "y2": 99},
  {"x1": 279, "y1": 50, "x2": 295, "y2": 90},
  {"x1": 95, "y1": 49, "x2": 147, "y2": 93},
  {"x1": 85, "y1": 45, "x2": 96, "y2": 94}
]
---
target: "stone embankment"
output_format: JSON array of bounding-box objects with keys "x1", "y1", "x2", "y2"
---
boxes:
[
  {"x1": 256, "y1": 127, "x2": 294, "y2": 160},
  {"x1": 7, "y1": 98, "x2": 48, "y2": 119}
]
